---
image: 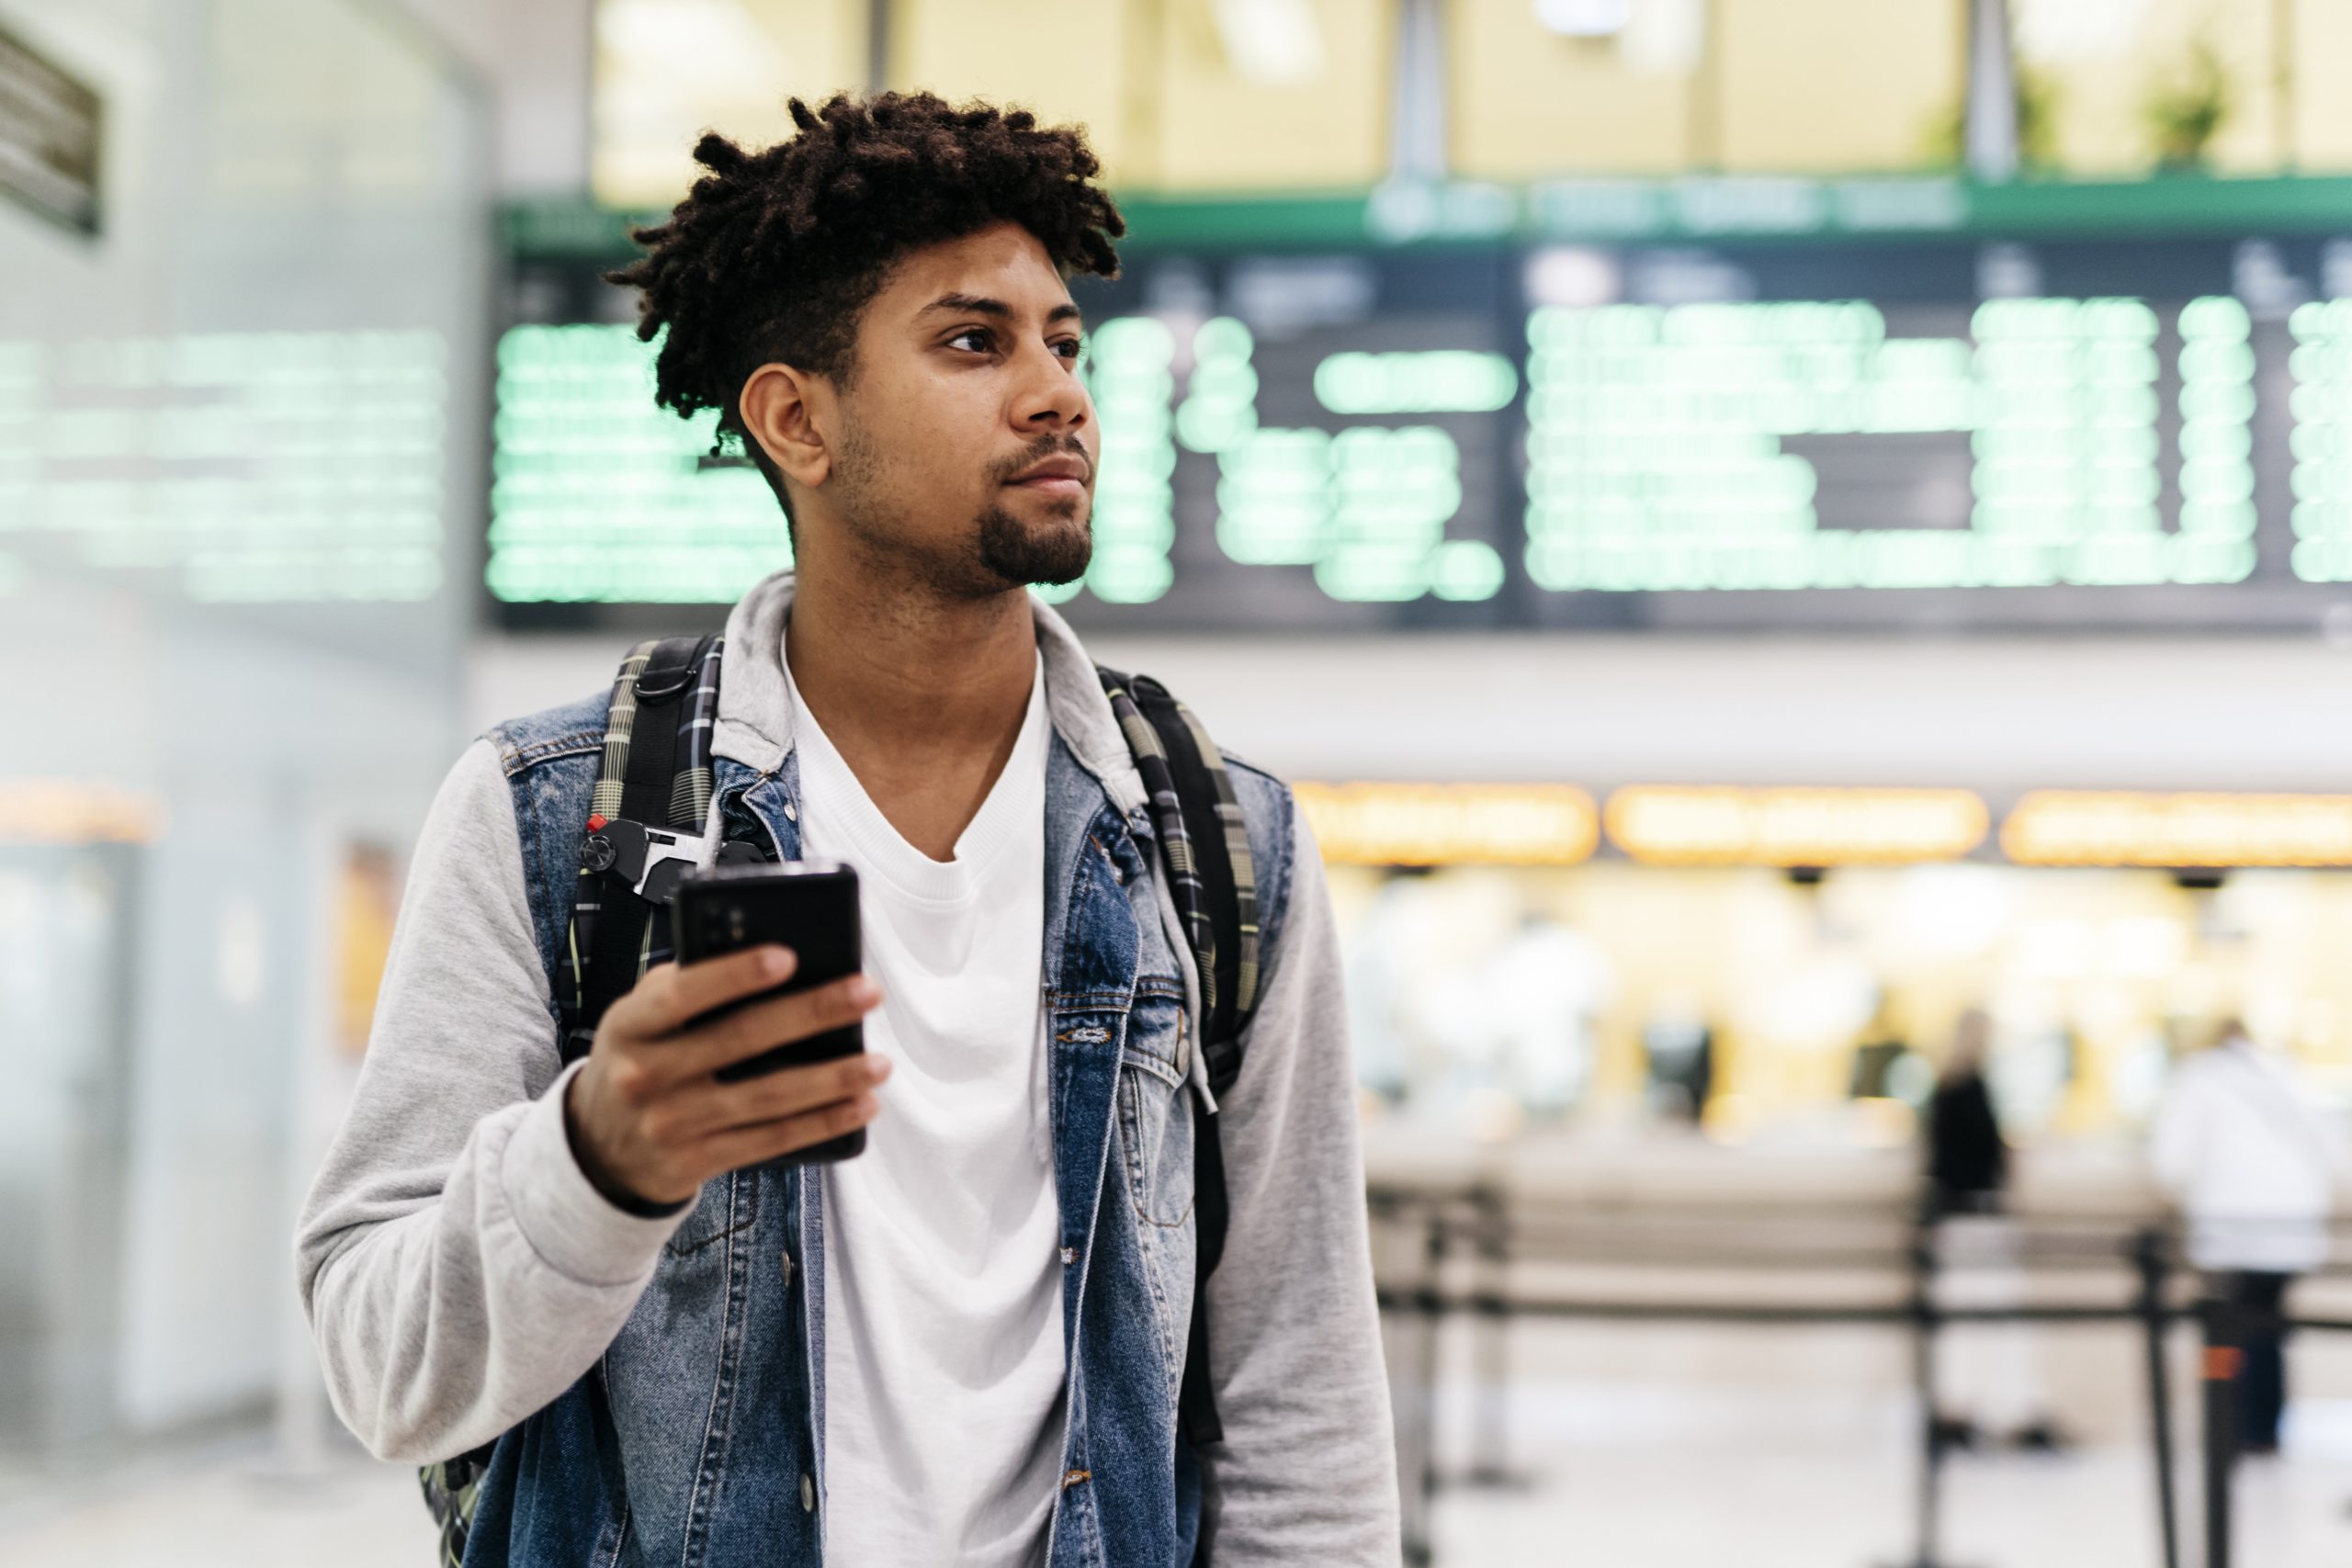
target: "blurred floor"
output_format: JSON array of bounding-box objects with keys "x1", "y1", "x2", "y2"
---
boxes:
[
  {"x1": 6, "y1": 1384, "x2": 2350, "y2": 1566},
  {"x1": 0, "y1": 1437, "x2": 436, "y2": 1568},
  {"x1": 1431, "y1": 1380, "x2": 2352, "y2": 1568}
]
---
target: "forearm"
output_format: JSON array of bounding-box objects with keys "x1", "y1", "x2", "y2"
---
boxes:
[{"x1": 300, "y1": 1063, "x2": 682, "y2": 1461}]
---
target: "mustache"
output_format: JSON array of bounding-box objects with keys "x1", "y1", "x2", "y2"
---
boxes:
[{"x1": 988, "y1": 434, "x2": 1095, "y2": 485}]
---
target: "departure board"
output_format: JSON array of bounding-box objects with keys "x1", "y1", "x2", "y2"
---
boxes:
[
  {"x1": 491, "y1": 323, "x2": 788, "y2": 604},
  {"x1": 1, "y1": 331, "x2": 448, "y2": 602},
  {"x1": 492, "y1": 233, "x2": 2352, "y2": 632}
]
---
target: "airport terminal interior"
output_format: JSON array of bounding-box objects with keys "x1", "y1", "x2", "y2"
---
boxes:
[{"x1": 16, "y1": 1, "x2": 2352, "y2": 1562}]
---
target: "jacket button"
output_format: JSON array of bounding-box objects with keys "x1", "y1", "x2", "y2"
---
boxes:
[
  {"x1": 1060, "y1": 1246, "x2": 1078, "y2": 1266},
  {"x1": 799, "y1": 1472, "x2": 815, "y2": 1512}
]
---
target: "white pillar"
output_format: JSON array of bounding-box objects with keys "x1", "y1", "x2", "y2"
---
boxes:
[
  {"x1": 1389, "y1": 0, "x2": 1447, "y2": 181},
  {"x1": 1964, "y1": 0, "x2": 2018, "y2": 182}
]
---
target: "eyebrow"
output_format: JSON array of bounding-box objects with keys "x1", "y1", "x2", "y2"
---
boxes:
[{"x1": 921, "y1": 292, "x2": 1084, "y2": 328}]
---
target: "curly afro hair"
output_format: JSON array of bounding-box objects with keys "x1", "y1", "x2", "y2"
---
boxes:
[{"x1": 605, "y1": 92, "x2": 1125, "y2": 514}]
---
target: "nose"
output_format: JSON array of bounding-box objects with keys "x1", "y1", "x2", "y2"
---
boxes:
[{"x1": 1013, "y1": 341, "x2": 1090, "y2": 436}]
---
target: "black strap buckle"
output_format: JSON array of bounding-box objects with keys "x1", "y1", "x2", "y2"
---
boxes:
[
  {"x1": 581, "y1": 817, "x2": 703, "y2": 904},
  {"x1": 632, "y1": 636, "x2": 709, "y2": 703}
]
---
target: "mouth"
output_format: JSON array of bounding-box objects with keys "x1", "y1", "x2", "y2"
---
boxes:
[{"x1": 1004, "y1": 455, "x2": 1092, "y2": 499}]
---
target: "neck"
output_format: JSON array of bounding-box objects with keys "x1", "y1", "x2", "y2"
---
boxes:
[{"x1": 782, "y1": 535, "x2": 1040, "y2": 841}]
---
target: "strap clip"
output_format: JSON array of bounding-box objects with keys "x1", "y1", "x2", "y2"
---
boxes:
[{"x1": 580, "y1": 817, "x2": 704, "y2": 905}]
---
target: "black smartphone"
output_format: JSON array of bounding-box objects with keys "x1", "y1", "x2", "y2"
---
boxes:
[{"x1": 671, "y1": 859, "x2": 866, "y2": 1165}]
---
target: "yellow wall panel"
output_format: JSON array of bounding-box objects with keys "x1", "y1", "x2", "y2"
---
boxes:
[
  {"x1": 1145, "y1": 0, "x2": 1397, "y2": 191},
  {"x1": 594, "y1": 0, "x2": 869, "y2": 208},
  {"x1": 2291, "y1": 0, "x2": 2352, "y2": 171},
  {"x1": 1715, "y1": 0, "x2": 1964, "y2": 174},
  {"x1": 1449, "y1": 0, "x2": 1695, "y2": 179},
  {"x1": 890, "y1": 0, "x2": 1139, "y2": 183}
]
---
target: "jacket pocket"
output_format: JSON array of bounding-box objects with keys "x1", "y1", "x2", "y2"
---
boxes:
[{"x1": 1116, "y1": 987, "x2": 1196, "y2": 1230}]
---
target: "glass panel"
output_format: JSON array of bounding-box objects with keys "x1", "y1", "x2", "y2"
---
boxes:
[
  {"x1": 0, "y1": 847, "x2": 137, "y2": 1465},
  {"x1": 0, "y1": 0, "x2": 486, "y2": 1465}
]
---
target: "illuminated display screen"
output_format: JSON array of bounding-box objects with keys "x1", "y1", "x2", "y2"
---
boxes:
[
  {"x1": 0, "y1": 332, "x2": 447, "y2": 603},
  {"x1": 491, "y1": 324, "x2": 790, "y2": 604},
  {"x1": 1527, "y1": 297, "x2": 2248, "y2": 593},
  {"x1": 494, "y1": 236, "x2": 2352, "y2": 630}
]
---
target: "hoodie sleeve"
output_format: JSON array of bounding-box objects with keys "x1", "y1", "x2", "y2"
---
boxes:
[
  {"x1": 292, "y1": 739, "x2": 688, "y2": 1462},
  {"x1": 1196, "y1": 803, "x2": 1402, "y2": 1564}
]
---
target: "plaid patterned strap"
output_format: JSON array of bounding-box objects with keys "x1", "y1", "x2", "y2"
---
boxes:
[
  {"x1": 1100, "y1": 664, "x2": 1263, "y2": 1450},
  {"x1": 1097, "y1": 667, "x2": 1261, "y2": 1089},
  {"x1": 560, "y1": 635, "x2": 724, "y2": 1056}
]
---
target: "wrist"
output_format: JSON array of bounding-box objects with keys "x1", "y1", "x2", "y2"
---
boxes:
[{"x1": 562, "y1": 1072, "x2": 694, "y2": 1218}]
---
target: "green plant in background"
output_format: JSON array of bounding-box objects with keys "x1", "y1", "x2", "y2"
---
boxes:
[
  {"x1": 1918, "y1": 64, "x2": 2063, "y2": 175},
  {"x1": 2143, "y1": 35, "x2": 2232, "y2": 172},
  {"x1": 2015, "y1": 65, "x2": 2062, "y2": 171}
]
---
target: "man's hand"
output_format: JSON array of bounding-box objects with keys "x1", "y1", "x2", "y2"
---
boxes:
[{"x1": 565, "y1": 944, "x2": 888, "y2": 1209}]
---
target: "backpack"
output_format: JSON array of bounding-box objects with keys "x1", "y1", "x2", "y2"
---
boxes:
[{"x1": 424, "y1": 633, "x2": 1263, "y2": 1565}]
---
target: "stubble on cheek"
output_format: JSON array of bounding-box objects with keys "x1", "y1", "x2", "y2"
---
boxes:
[{"x1": 831, "y1": 397, "x2": 1095, "y2": 590}]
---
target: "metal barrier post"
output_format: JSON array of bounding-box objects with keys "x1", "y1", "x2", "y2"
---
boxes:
[
  {"x1": 2199, "y1": 1287, "x2": 2239, "y2": 1568},
  {"x1": 1885, "y1": 1216, "x2": 1959, "y2": 1568},
  {"x1": 1462, "y1": 1181, "x2": 1528, "y2": 1489},
  {"x1": 2134, "y1": 1229, "x2": 2181, "y2": 1568},
  {"x1": 1397, "y1": 1200, "x2": 1445, "y2": 1567}
]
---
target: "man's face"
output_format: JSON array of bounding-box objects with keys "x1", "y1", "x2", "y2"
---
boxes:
[{"x1": 820, "y1": 221, "x2": 1097, "y2": 594}]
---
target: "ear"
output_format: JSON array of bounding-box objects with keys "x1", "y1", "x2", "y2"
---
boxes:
[{"x1": 739, "y1": 362, "x2": 834, "y2": 492}]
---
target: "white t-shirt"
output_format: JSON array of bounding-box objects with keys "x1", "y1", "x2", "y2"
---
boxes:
[
  {"x1": 2151, "y1": 1043, "x2": 2348, "y2": 1273},
  {"x1": 783, "y1": 647, "x2": 1065, "y2": 1566}
]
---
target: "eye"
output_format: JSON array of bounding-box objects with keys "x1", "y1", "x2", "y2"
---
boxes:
[
  {"x1": 945, "y1": 327, "x2": 996, "y2": 354},
  {"x1": 1053, "y1": 337, "x2": 1084, "y2": 363}
]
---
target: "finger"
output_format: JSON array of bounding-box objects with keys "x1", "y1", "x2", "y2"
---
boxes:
[
  {"x1": 660, "y1": 974, "x2": 883, "y2": 1080},
  {"x1": 609, "y1": 946, "x2": 797, "y2": 1038},
  {"x1": 693, "y1": 1092, "x2": 883, "y2": 1177},
  {"x1": 678, "y1": 1053, "x2": 893, "y2": 1137}
]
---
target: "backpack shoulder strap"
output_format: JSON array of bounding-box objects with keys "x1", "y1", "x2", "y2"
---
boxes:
[
  {"x1": 1096, "y1": 667, "x2": 1262, "y2": 1078},
  {"x1": 558, "y1": 634, "x2": 729, "y2": 1063},
  {"x1": 1097, "y1": 665, "x2": 1263, "y2": 1452}
]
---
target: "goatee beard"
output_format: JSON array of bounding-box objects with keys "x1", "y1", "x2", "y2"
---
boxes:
[{"x1": 978, "y1": 502, "x2": 1092, "y2": 588}]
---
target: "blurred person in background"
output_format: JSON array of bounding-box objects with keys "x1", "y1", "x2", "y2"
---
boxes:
[
  {"x1": 2152, "y1": 1017, "x2": 2348, "y2": 1456},
  {"x1": 1925, "y1": 1008, "x2": 2067, "y2": 1452},
  {"x1": 296, "y1": 93, "x2": 1396, "y2": 1568}
]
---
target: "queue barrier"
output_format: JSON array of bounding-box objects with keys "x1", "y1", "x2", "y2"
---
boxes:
[{"x1": 1367, "y1": 1184, "x2": 2352, "y2": 1568}]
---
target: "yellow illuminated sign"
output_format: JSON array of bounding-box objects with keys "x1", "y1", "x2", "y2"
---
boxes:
[
  {"x1": 1605, "y1": 785, "x2": 1989, "y2": 866},
  {"x1": 0, "y1": 782, "x2": 161, "y2": 844},
  {"x1": 2002, "y1": 791, "x2": 2352, "y2": 867},
  {"x1": 1295, "y1": 782, "x2": 1599, "y2": 866}
]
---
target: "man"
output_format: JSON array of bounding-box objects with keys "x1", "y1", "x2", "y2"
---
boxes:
[
  {"x1": 2153, "y1": 1017, "x2": 2347, "y2": 1456},
  {"x1": 296, "y1": 93, "x2": 1398, "y2": 1566}
]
